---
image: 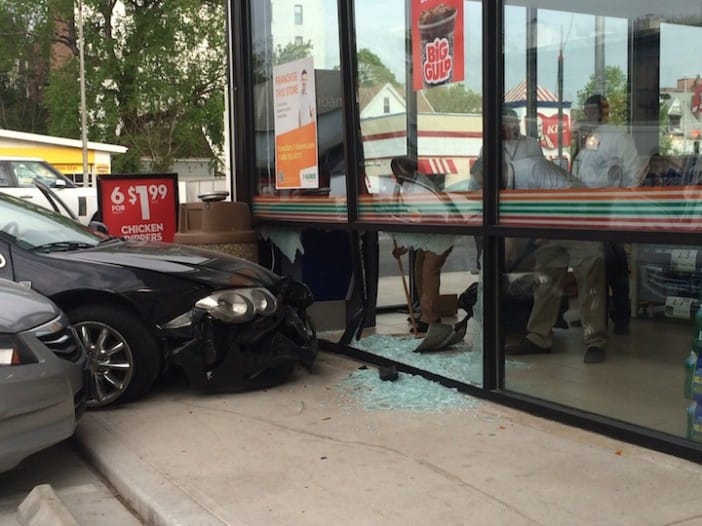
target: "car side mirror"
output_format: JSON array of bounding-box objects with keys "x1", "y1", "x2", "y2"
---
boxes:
[{"x1": 89, "y1": 221, "x2": 109, "y2": 235}]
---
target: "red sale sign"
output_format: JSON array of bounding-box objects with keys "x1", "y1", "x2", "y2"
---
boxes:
[{"x1": 96, "y1": 174, "x2": 179, "y2": 242}]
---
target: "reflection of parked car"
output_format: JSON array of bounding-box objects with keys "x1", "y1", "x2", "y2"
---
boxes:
[
  {"x1": 0, "y1": 156, "x2": 98, "y2": 224},
  {"x1": 0, "y1": 192, "x2": 318, "y2": 407},
  {"x1": 0, "y1": 278, "x2": 88, "y2": 472}
]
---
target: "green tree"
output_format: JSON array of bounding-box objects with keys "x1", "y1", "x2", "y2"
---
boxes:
[
  {"x1": 423, "y1": 83, "x2": 482, "y2": 113},
  {"x1": 576, "y1": 65, "x2": 628, "y2": 125},
  {"x1": 1, "y1": 0, "x2": 227, "y2": 173},
  {"x1": 0, "y1": 1, "x2": 53, "y2": 132}
]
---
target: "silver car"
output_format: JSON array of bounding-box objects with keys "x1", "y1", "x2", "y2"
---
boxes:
[{"x1": 0, "y1": 278, "x2": 89, "y2": 472}]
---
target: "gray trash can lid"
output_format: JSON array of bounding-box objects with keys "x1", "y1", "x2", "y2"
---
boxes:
[{"x1": 198, "y1": 191, "x2": 229, "y2": 202}]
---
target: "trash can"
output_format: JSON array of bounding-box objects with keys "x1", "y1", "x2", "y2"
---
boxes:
[{"x1": 174, "y1": 191, "x2": 258, "y2": 262}]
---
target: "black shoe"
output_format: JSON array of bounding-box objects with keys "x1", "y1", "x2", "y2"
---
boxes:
[
  {"x1": 584, "y1": 346, "x2": 606, "y2": 363},
  {"x1": 410, "y1": 319, "x2": 441, "y2": 334},
  {"x1": 505, "y1": 338, "x2": 551, "y2": 355},
  {"x1": 613, "y1": 323, "x2": 629, "y2": 335},
  {"x1": 554, "y1": 316, "x2": 569, "y2": 329},
  {"x1": 410, "y1": 321, "x2": 429, "y2": 334}
]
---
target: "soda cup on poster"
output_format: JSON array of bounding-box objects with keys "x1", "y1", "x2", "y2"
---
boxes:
[{"x1": 418, "y1": 3, "x2": 457, "y2": 88}]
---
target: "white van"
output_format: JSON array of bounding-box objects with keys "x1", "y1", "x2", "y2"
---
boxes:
[{"x1": 0, "y1": 156, "x2": 98, "y2": 224}]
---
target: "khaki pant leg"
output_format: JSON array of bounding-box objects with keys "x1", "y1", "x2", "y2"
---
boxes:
[
  {"x1": 414, "y1": 249, "x2": 425, "y2": 303},
  {"x1": 569, "y1": 242, "x2": 608, "y2": 349},
  {"x1": 526, "y1": 243, "x2": 568, "y2": 348},
  {"x1": 419, "y1": 247, "x2": 452, "y2": 323}
]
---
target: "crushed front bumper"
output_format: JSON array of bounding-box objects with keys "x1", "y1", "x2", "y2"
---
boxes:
[{"x1": 171, "y1": 304, "x2": 318, "y2": 390}]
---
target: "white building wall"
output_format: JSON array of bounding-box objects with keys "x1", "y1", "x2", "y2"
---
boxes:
[
  {"x1": 360, "y1": 93, "x2": 406, "y2": 119},
  {"x1": 271, "y1": 0, "x2": 330, "y2": 69}
]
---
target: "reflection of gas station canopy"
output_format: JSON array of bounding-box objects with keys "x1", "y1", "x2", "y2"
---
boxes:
[
  {"x1": 504, "y1": 81, "x2": 569, "y2": 108},
  {"x1": 504, "y1": 81, "x2": 572, "y2": 153}
]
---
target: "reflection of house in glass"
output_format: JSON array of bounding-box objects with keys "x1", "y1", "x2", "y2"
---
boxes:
[
  {"x1": 255, "y1": 74, "x2": 575, "y2": 195},
  {"x1": 358, "y1": 81, "x2": 572, "y2": 193},
  {"x1": 661, "y1": 77, "x2": 702, "y2": 155}
]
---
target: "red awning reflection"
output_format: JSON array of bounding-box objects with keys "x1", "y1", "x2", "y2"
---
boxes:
[{"x1": 418, "y1": 158, "x2": 458, "y2": 174}]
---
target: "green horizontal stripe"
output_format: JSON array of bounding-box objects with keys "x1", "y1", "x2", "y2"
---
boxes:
[{"x1": 254, "y1": 206, "x2": 347, "y2": 213}]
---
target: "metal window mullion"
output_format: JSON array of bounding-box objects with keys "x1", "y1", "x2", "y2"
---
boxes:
[
  {"x1": 338, "y1": 0, "x2": 361, "y2": 223},
  {"x1": 482, "y1": 0, "x2": 505, "y2": 391},
  {"x1": 230, "y1": 0, "x2": 256, "y2": 206}
]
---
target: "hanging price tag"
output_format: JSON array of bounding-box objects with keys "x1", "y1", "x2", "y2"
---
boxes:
[
  {"x1": 672, "y1": 249, "x2": 697, "y2": 273},
  {"x1": 665, "y1": 296, "x2": 694, "y2": 319}
]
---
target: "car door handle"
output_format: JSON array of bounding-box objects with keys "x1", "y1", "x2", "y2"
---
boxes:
[{"x1": 20, "y1": 195, "x2": 34, "y2": 199}]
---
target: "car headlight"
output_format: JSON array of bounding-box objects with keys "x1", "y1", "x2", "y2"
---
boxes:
[
  {"x1": 0, "y1": 334, "x2": 38, "y2": 366},
  {"x1": 194, "y1": 288, "x2": 278, "y2": 323}
]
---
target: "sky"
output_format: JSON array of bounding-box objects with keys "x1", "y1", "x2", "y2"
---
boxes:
[{"x1": 323, "y1": 0, "x2": 702, "y2": 104}]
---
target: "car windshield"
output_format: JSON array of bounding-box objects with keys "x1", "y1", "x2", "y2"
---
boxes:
[
  {"x1": 0, "y1": 193, "x2": 104, "y2": 250},
  {"x1": 8, "y1": 160, "x2": 74, "y2": 188}
]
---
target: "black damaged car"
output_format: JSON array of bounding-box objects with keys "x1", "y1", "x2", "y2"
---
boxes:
[{"x1": 0, "y1": 192, "x2": 317, "y2": 407}]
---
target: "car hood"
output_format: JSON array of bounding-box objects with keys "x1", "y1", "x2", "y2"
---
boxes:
[
  {"x1": 58, "y1": 240, "x2": 279, "y2": 289},
  {"x1": 0, "y1": 279, "x2": 60, "y2": 332}
]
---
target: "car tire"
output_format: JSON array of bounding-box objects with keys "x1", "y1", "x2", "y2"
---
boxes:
[{"x1": 68, "y1": 303, "x2": 160, "y2": 408}]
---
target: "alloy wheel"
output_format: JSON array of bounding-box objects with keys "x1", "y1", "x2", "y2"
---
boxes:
[{"x1": 75, "y1": 320, "x2": 135, "y2": 407}]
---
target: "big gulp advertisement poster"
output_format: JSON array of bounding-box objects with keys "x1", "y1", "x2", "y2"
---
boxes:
[
  {"x1": 273, "y1": 56, "x2": 319, "y2": 190},
  {"x1": 412, "y1": 0, "x2": 464, "y2": 91}
]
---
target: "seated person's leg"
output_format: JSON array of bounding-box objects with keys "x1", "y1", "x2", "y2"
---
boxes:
[
  {"x1": 605, "y1": 241, "x2": 631, "y2": 334},
  {"x1": 570, "y1": 242, "x2": 608, "y2": 363},
  {"x1": 525, "y1": 243, "x2": 568, "y2": 350}
]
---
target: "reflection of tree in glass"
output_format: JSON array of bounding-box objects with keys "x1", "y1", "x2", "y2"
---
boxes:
[
  {"x1": 252, "y1": 40, "x2": 313, "y2": 84},
  {"x1": 423, "y1": 84, "x2": 482, "y2": 113},
  {"x1": 275, "y1": 40, "x2": 314, "y2": 65},
  {"x1": 576, "y1": 65, "x2": 628, "y2": 125},
  {"x1": 357, "y1": 49, "x2": 399, "y2": 87}
]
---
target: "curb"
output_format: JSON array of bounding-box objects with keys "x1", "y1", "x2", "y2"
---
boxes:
[
  {"x1": 75, "y1": 414, "x2": 228, "y2": 526},
  {"x1": 17, "y1": 484, "x2": 79, "y2": 526}
]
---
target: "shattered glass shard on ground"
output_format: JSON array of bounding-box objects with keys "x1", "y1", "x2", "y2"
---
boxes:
[{"x1": 335, "y1": 367, "x2": 481, "y2": 412}]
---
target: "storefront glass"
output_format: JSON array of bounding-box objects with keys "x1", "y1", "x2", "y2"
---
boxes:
[
  {"x1": 346, "y1": 1, "x2": 484, "y2": 387},
  {"x1": 353, "y1": 0, "x2": 484, "y2": 226},
  {"x1": 499, "y1": 3, "x2": 702, "y2": 231},
  {"x1": 243, "y1": 0, "x2": 702, "y2": 451},
  {"x1": 500, "y1": 1, "x2": 702, "y2": 442},
  {"x1": 502, "y1": 238, "x2": 702, "y2": 440},
  {"x1": 362, "y1": 233, "x2": 483, "y2": 387},
  {"x1": 250, "y1": 0, "x2": 347, "y2": 222}
]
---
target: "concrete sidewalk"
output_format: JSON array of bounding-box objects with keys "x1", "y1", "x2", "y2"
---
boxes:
[{"x1": 75, "y1": 352, "x2": 702, "y2": 526}]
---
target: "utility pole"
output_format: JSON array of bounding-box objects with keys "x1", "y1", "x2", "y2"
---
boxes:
[
  {"x1": 557, "y1": 28, "x2": 564, "y2": 164},
  {"x1": 78, "y1": 0, "x2": 90, "y2": 185}
]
